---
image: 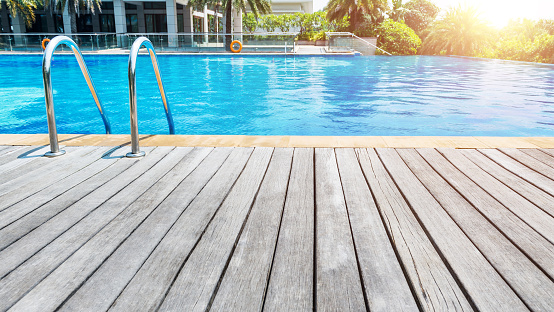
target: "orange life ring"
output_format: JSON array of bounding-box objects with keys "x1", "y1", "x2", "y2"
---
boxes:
[
  {"x1": 230, "y1": 40, "x2": 242, "y2": 53},
  {"x1": 41, "y1": 38, "x2": 50, "y2": 50}
]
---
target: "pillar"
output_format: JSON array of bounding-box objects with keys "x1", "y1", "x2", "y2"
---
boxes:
[
  {"x1": 113, "y1": 0, "x2": 127, "y2": 47},
  {"x1": 166, "y1": 0, "x2": 177, "y2": 47},
  {"x1": 232, "y1": 7, "x2": 241, "y2": 33},
  {"x1": 137, "y1": 3, "x2": 146, "y2": 33},
  {"x1": 62, "y1": 2, "x2": 72, "y2": 34}
]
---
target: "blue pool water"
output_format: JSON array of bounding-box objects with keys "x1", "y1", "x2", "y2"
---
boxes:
[{"x1": 0, "y1": 55, "x2": 553, "y2": 136}]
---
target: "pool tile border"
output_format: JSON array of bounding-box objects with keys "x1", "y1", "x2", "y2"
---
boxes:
[{"x1": 1, "y1": 134, "x2": 554, "y2": 148}]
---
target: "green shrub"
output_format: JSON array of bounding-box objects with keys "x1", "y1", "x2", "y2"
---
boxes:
[{"x1": 376, "y1": 19, "x2": 421, "y2": 55}]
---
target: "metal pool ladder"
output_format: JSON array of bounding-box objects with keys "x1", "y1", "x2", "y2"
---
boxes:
[
  {"x1": 42, "y1": 35, "x2": 111, "y2": 157},
  {"x1": 126, "y1": 37, "x2": 175, "y2": 158}
]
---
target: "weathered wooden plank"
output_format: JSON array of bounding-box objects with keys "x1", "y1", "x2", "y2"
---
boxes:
[
  {"x1": 58, "y1": 147, "x2": 228, "y2": 312},
  {"x1": 209, "y1": 148, "x2": 293, "y2": 311},
  {"x1": 313, "y1": 148, "x2": 366, "y2": 311},
  {"x1": 11, "y1": 148, "x2": 219, "y2": 312},
  {"x1": 356, "y1": 148, "x2": 473, "y2": 312},
  {"x1": 0, "y1": 147, "x2": 145, "y2": 251},
  {"x1": 0, "y1": 146, "x2": 41, "y2": 167},
  {"x1": 499, "y1": 148, "x2": 554, "y2": 178},
  {"x1": 376, "y1": 148, "x2": 527, "y2": 311},
  {"x1": 0, "y1": 146, "x2": 102, "y2": 211},
  {"x1": 0, "y1": 147, "x2": 120, "y2": 230},
  {"x1": 0, "y1": 145, "x2": 13, "y2": 154},
  {"x1": 455, "y1": 149, "x2": 554, "y2": 218},
  {"x1": 479, "y1": 148, "x2": 554, "y2": 196},
  {"x1": 264, "y1": 148, "x2": 314, "y2": 312},
  {"x1": 520, "y1": 149, "x2": 554, "y2": 169},
  {"x1": 541, "y1": 149, "x2": 554, "y2": 158},
  {"x1": 0, "y1": 147, "x2": 180, "y2": 311},
  {"x1": 426, "y1": 148, "x2": 554, "y2": 277},
  {"x1": 157, "y1": 147, "x2": 274, "y2": 311},
  {"x1": 108, "y1": 147, "x2": 254, "y2": 312},
  {"x1": 0, "y1": 147, "x2": 81, "y2": 184},
  {"x1": 399, "y1": 148, "x2": 554, "y2": 311},
  {"x1": 335, "y1": 148, "x2": 418, "y2": 312}
]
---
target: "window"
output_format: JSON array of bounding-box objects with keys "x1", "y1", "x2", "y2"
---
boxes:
[
  {"x1": 101, "y1": 2, "x2": 114, "y2": 10},
  {"x1": 54, "y1": 14, "x2": 64, "y2": 33},
  {"x1": 193, "y1": 16, "x2": 203, "y2": 33},
  {"x1": 144, "y1": 2, "x2": 166, "y2": 9},
  {"x1": 126, "y1": 14, "x2": 139, "y2": 33},
  {"x1": 177, "y1": 14, "x2": 184, "y2": 33},
  {"x1": 77, "y1": 14, "x2": 94, "y2": 32},
  {"x1": 125, "y1": 3, "x2": 137, "y2": 10},
  {"x1": 100, "y1": 14, "x2": 115, "y2": 32},
  {"x1": 145, "y1": 14, "x2": 167, "y2": 33},
  {"x1": 26, "y1": 14, "x2": 48, "y2": 33}
]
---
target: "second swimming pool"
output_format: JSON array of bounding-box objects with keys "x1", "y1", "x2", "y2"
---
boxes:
[{"x1": 0, "y1": 55, "x2": 553, "y2": 136}]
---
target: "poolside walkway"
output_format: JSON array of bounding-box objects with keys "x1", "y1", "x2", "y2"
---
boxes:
[{"x1": 1, "y1": 143, "x2": 554, "y2": 311}]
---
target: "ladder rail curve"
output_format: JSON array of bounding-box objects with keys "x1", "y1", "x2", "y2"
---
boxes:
[
  {"x1": 127, "y1": 36, "x2": 175, "y2": 158},
  {"x1": 42, "y1": 35, "x2": 112, "y2": 157}
]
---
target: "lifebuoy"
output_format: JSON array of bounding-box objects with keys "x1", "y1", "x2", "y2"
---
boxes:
[
  {"x1": 41, "y1": 38, "x2": 50, "y2": 50},
  {"x1": 230, "y1": 40, "x2": 242, "y2": 53}
]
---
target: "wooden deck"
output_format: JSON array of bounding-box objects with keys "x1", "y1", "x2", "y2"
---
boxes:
[{"x1": 0, "y1": 144, "x2": 553, "y2": 311}]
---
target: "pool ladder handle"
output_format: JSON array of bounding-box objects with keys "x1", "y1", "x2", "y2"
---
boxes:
[
  {"x1": 42, "y1": 35, "x2": 112, "y2": 157},
  {"x1": 126, "y1": 37, "x2": 175, "y2": 158}
]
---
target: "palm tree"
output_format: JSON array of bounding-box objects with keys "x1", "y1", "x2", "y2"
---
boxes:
[
  {"x1": 326, "y1": 0, "x2": 387, "y2": 32},
  {"x1": 190, "y1": 0, "x2": 271, "y2": 51},
  {"x1": 388, "y1": 0, "x2": 409, "y2": 23},
  {"x1": 1, "y1": 0, "x2": 38, "y2": 28},
  {"x1": 48, "y1": 0, "x2": 101, "y2": 33},
  {"x1": 421, "y1": 4, "x2": 492, "y2": 56}
]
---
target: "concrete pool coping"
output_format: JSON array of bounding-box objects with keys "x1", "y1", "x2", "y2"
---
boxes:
[{"x1": 1, "y1": 134, "x2": 554, "y2": 148}]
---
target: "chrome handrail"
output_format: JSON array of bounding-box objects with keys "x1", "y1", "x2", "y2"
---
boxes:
[
  {"x1": 42, "y1": 35, "x2": 111, "y2": 157},
  {"x1": 126, "y1": 37, "x2": 175, "y2": 158}
]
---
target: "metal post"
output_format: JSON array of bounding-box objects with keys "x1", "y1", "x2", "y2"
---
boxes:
[
  {"x1": 126, "y1": 37, "x2": 175, "y2": 158},
  {"x1": 42, "y1": 35, "x2": 112, "y2": 157}
]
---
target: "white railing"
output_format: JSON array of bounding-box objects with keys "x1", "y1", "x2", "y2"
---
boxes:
[
  {"x1": 0, "y1": 32, "x2": 298, "y2": 53},
  {"x1": 326, "y1": 32, "x2": 392, "y2": 56}
]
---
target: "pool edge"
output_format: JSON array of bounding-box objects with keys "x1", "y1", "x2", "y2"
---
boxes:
[{"x1": 1, "y1": 134, "x2": 554, "y2": 148}]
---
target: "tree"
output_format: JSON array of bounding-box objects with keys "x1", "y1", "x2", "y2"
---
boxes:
[
  {"x1": 46, "y1": 0, "x2": 101, "y2": 34},
  {"x1": 191, "y1": 0, "x2": 270, "y2": 50},
  {"x1": 421, "y1": 4, "x2": 493, "y2": 56},
  {"x1": 326, "y1": 0, "x2": 387, "y2": 32},
  {"x1": 375, "y1": 18, "x2": 421, "y2": 54},
  {"x1": 0, "y1": 0, "x2": 38, "y2": 27},
  {"x1": 388, "y1": 0, "x2": 409, "y2": 23},
  {"x1": 404, "y1": 0, "x2": 440, "y2": 35},
  {"x1": 242, "y1": 12, "x2": 258, "y2": 33}
]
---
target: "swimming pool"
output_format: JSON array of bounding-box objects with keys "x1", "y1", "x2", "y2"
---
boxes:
[{"x1": 0, "y1": 55, "x2": 553, "y2": 136}]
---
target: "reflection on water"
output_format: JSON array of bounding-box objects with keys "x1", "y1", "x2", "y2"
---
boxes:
[{"x1": 0, "y1": 55, "x2": 552, "y2": 136}]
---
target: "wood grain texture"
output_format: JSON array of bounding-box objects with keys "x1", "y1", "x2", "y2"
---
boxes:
[
  {"x1": 399, "y1": 148, "x2": 554, "y2": 311},
  {"x1": 479, "y1": 148, "x2": 554, "y2": 196},
  {"x1": 456, "y1": 149, "x2": 554, "y2": 218},
  {"x1": 0, "y1": 147, "x2": 177, "y2": 311},
  {"x1": 335, "y1": 148, "x2": 418, "y2": 312},
  {"x1": 376, "y1": 148, "x2": 527, "y2": 312},
  {"x1": 0, "y1": 147, "x2": 117, "y2": 230},
  {"x1": 356, "y1": 148, "x2": 473, "y2": 312},
  {"x1": 427, "y1": 149, "x2": 554, "y2": 278},
  {"x1": 209, "y1": 148, "x2": 293, "y2": 312},
  {"x1": 0, "y1": 146, "x2": 49, "y2": 168},
  {"x1": 500, "y1": 148, "x2": 554, "y2": 178},
  {"x1": 0, "y1": 146, "x2": 98, "y2": 210},
  {"x1": 264, "y1": 148, "x2": 315, "y2": 312},
  {"x1": 0, "y1": 147, "x2": 145, "y2": 251},
  {"x1": 109, "y1": 147, "x2": 254, "y2": 312},
  {"x1": 519, "y1": 148, "x2": 554, "y2": 169},
  {"x1": 10, "y1": 147, "x2": 206, "y2": 312},
  {"x1": 313, "y1": 148, "x2": 366, "y2": 311},
  {"x1": 58, "y1": 147, "x2": 225, "y2": 312},
  {"x1": 158, "y1": 147, "x2": 274, "y2": 311}
]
